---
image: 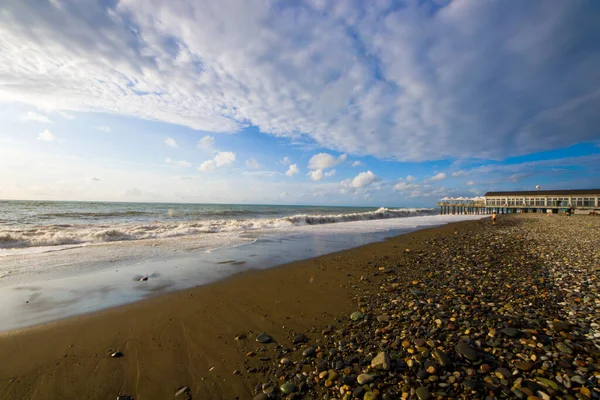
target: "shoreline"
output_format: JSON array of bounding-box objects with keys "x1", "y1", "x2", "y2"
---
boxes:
[
  {"x1": 1, "y1": 215, "x2": 598, "y2": 399},
  {"x1": 0, "y1": 214, "x2": 483, "y2": 332}
]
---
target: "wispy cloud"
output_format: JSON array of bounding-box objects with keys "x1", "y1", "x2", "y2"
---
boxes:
[
  {"x1": 165, "y1": 137, "x2": 178, "y2": 148},
  {"x1": 37, "y1": 129, "x2": 56, "y2": 141},
  {"x1": 95, "y1": 125, "x2": 111, "y2": 133},
  {"x1": 166, "y1": 158, "x2": 191, "y2": 167},
  {"x1": 197, "y1": 135, "x2": 215, "y2": 151},
  {"x1": 23, "y1": 112, "x2": 53, "y2": 124},
  {"x1": 245, "y1": 158, "x2": 261, "y2": 169},
  {"x1": 428, "y1": 173, "x2": 447, "y2": 182}
]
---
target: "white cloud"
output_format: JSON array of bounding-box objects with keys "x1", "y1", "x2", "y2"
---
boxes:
[
  {"x1": 58, "y1": 111, "x2": 75, "y2": 120},
  {"x1": 95, "y1": 125, "x2": 111, "y2": 132},
  {"x1": 452, "y1": 170, "x2": 468, "y2": 177},
  {"x1": 245, "y1": 158, "x2": 261, "y2": 169},
  {"x1": 37, "y1": 129, "x2": 56, "y2": 141},
  {"x1": 165, "y1": 137, "x2": 178, "y2": 148},
  {"x1": 197, "y1": 135, "x2": 215, "y2": 151},
  {"x1": 429, "y1": 173, "x2": 447, "y2": 181},
  {"x1": 405, "y1": 175, "x2": 416, "y2": 182},
  {"x1": 281, "y1": 157, "x2": 291, "y2": 166},
  {"x1": 309, "y1": 169, "x2": 324, "y2": 181},
  {"x1": 285, "y1": 164, "x2": 299, "y2": 177},
  {"x1": 466, "y1": 180, "x2": 475, "y2": 186},
  {"x1": 214, "y1": 151, "x2": 236, "y2": 167},
  {"x1": 198, "y1": 160, "x2": 216, "y2": 172},
  {"x1": 199, "y1": 151, "x2": 236, "y2": 172},
  {"x1": 393, "y1": 181, "x2": 420, "y2": 192},
  {"x1": 351, "y1": 160, "x2": 363, "y2": 167},
  {"x1": 23, "y1": 112, "x2": 53, "y2": 123},
  {"x1": 280, "y1": 192, "x2": 289, "y2": 198},
  {"x1": 349, "y1": 171, "x2": 378, "y2": 188},
  {"x1": 308, "y1": 153, "x2": 347, "y2": 170},
  {"x1": 86, "y1": 176, "x2": 102, "y2": 182},
  {"x1": 1, "y1": 1, "x2": 599, "y2": 161},
  {"x1": 166, "y1": 157, "x2": 191, "y2": 167},
  {"x1": 325, "y1": 169, "x2": 336, "y2": 178}
]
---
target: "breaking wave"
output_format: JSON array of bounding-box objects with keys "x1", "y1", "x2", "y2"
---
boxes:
[{"x1": 0, "y1": 207, "x2": 434, "y2": 249}]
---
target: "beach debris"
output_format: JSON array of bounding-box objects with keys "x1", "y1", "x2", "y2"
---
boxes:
[
  {"x1": 116, "y1": 396, "x2": 133, "y2": 400},
  {"x1": 255, "y1": 331, "x2": 272, "y2": 343},
  {"x1": 208, "y1": 366, "x2": 215, "y2": 372},
  {"x1": 234, "y1": 333, "x2": 246, "y2": 341},
  {"x1": 110, "y1": 351, "x2": 124, "y2": 358}
]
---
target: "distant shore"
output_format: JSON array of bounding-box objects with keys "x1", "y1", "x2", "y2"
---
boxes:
[{"x1": 0, "y1": 215, "x2": 598, "y2": 399}]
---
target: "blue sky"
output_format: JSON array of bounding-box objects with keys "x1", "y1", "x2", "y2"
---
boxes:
[{"x1": 0, "y1": 0, "x2": 599, "y2": 206}]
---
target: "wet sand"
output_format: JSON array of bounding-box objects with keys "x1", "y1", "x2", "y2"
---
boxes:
[{"x1": 0, "y1": 220, "x2": 468, "y2": 399}]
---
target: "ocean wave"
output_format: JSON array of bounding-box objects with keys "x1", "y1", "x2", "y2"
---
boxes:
[{"x1": 0, "y1": 207, "x2": 435, "y2": 249}]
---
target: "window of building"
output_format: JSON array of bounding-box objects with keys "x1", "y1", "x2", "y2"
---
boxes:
[
  {"x1": 583, "y1": 198, "x2": 595, "y2": 207},
  {"x1": 535, "y1": 198, "x2": 545, "y2": 206},
  {"x1": 547, "y1": 198, "x2": 557, "y2": 207},
  {"x1": 557, "y1": 198, "x2": 569, "y2": 207}
]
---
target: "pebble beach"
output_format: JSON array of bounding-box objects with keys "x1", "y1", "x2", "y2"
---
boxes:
[
  {"x1": 244, "y1": 215, "x2": 600, "y2": 400},
  {"x1": 1, "y1": 214, "x2": 599, "y2": 399}
]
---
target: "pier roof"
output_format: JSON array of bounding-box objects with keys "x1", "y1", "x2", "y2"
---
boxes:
[{"x1": 484, "y1": 189, "x2": 600, "y2": 197}]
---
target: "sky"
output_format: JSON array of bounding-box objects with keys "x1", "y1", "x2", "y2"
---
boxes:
[{"x1": 1, "y1": 0, "x2": 599, "y2": 207}]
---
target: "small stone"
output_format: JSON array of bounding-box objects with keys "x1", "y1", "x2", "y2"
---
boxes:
[
  {"x1": 501, "y1": 328, "x2": 519, "y2": 337},
  {"x1": 280, "y1": 382, "x2": 297, "y2": 394},
  {"x1": 280, "y1": 358, "x2": 291, "y2": 365},
  {"x1": 495, "y1": 368, "x2": 511, "y2": 379},
  {"x1": 351, "y1": 311, "x2": 365, "y2": 321},
  {"x1": 293, "y1": 333, "x2": 308, "y2": 344},
  {"x1": 455, "y1": 342, "x2": 478, "y2": 361},
  {"x1": 377, "y1": 314, "x2": 391, "y2": 323},
  {"x1": 357, "y1": 374, "x2": 374, "y2": 385},
  {"x1": 556, "y1": 342, "x2": 573, "y2": 355},
  {"x1": 364, "y1": 392, "x2": 378, "y2": 400},
  {"x1": 256, "y1": 332, "x2": 272, "y2": 343},
  {"x1": 302, "y1": 347, "x2": 316, "y2": 357},
  {"x1": 433, "y1": 349, "x2": 452, "y2": 367},
  {"x1": 116, "y1": 397, "x2": 133, "y2": 400},
  {"x1": 319, "y1": 371, "x2": 328, "y2": 379},
  {"x1": 570, "y1": 375, "x2": 585, "y2": 385},
  {"x1": 514, "y1": 361, "x2": 533, "y2": 371},
  {"x1": 416, "y1": 386, "x2": 431, "y2": 400},
  {"x1": 111, "y1": 351, "x2": 124, "y2": 358},
  {"x1": 371, "y1": 352, "x2": 391, "y2": 370}
]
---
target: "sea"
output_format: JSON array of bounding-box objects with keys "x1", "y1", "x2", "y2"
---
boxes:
[{"x1": 0, "y1": 200, "x2": 485, "y2": 331}]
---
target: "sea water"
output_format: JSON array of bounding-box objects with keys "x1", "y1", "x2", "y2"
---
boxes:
[{"x1": 0, "y1": 200, "x2": 485, "y2": 331}]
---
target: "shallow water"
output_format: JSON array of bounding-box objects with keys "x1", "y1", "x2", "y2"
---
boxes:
[{"x1": 0, "y1": 214, "x2": 485, "y2": 331}]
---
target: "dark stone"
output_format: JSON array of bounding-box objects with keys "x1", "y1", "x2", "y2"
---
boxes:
[
  {"x1": 256, "y1": 332, "x2": 272, "y2": 343},
  {"x1": 293, "y1": 333, "x2": 308, "y2": 344}
]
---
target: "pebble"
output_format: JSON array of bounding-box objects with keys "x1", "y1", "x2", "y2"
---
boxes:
[
  {"x1": 256, "y1": 332, "x2": 272, "y2": 343},
  {"x1": 175, "y1": 386, "x2": 191, "y2": 398},
  {"x1": 357, "y1": 374, "x2": 373, "y2": 385},
  {"x1": 371, "y1": 351, "x2": 391, "y2": 370},
  {"x1": 350, "y1": 311, "x2": 365, "y2": 321},
  {"x1": 111, "y1": 351, "x2": 124, "y2": 358},
  {"x1": 280, "y1": 382, "x2": 296, "y2": 394},
  {"x1": 416, "y1": 386, "x2": 431, "y2": 400}
]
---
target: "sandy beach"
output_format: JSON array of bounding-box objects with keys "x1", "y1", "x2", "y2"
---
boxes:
[{"x1": 0, "y1": 215, "x2": 599, "y2": 399}]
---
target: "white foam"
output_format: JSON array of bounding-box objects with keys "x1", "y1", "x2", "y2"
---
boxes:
[{"x1": 0, "y1": 208, "x2": 434, "y2": 251}]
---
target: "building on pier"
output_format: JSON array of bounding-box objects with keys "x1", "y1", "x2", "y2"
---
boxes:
[{"x1": 436, "y1": 189, "x2": 600, "y2": 215}]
